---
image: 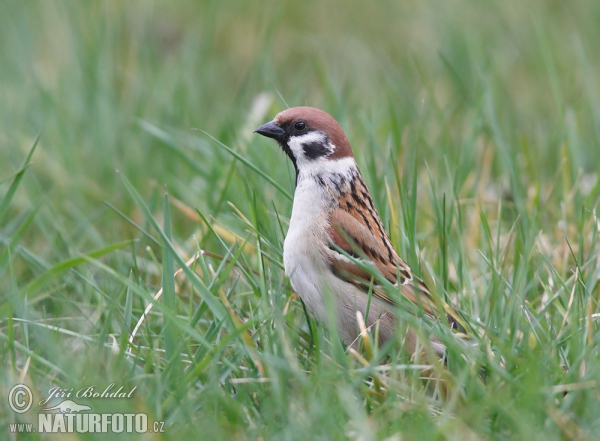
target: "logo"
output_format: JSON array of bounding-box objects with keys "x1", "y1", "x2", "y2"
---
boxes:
[
  {"x1": 42, "y1": 400, "x2": 91, "y2": 413},
  {"x1": 7, "y1": 383, "x2": 165, "y2": 434}
]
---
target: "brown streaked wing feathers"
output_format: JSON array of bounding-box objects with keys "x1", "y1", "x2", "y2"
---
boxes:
[{"x1": 326, "y1": 208, "x2": 464, "y2": 331}]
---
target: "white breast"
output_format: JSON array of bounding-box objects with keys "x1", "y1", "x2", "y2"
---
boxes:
[
  {"x1": 283, "y1": 157, "x2": 358, "y2": 322},
  {"x1": 283, "y1": 174, "x2": 331, "y2": 322}
]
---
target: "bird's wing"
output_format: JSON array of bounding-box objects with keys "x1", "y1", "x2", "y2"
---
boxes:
[{"x1": 326, "y1": 207, "x2": 465, "y2": 332}]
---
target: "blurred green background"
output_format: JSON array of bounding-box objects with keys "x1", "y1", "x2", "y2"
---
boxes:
[{"x1": 1, "y1": 0, "x2": 599, "y2": 439}]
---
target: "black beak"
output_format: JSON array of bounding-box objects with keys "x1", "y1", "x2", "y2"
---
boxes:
[{"x1": 254, "y1": 121, "x2": 286, "y2": 141}]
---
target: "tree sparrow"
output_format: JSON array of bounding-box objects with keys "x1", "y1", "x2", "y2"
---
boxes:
[{"x1": 254, "y1": 107, "x2": 464, "y2": 357}]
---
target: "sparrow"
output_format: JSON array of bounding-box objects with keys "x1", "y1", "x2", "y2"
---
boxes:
[{"x1": 254, "y1": 106, "x2": 465, "y2": 357}]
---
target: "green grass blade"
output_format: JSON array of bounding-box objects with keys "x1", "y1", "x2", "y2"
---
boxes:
[
  {"x1": 118, "y1": 171, "x2": 230, "y2": 324},
  {"x1": 21, "y1": 240, "x2": 134, "y2": 298},
  {"x1": 0, "y1": 135, "x2": 40, "y2": 224}
]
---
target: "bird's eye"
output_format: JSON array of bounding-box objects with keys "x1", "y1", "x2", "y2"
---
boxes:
[{"x1": 294, "y1": 121, "x2": 306, "y2": 132}]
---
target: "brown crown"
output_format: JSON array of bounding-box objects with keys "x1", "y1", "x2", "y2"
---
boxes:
[{"x1": 274, "y1": 107, "x2": 354, "y2": 159}]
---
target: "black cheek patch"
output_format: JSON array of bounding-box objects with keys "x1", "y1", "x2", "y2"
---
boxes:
[{"x1": 302, "y1": 141, "x2": 331, "y2": 160}]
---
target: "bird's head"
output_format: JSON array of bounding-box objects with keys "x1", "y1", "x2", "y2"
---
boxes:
[{"x1": 254, "y1": 107, "x2": 354, "y2": 175}]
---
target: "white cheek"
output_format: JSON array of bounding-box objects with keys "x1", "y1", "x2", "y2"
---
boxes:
[
  {"x1": 287, "y1": 131, "x2": 357, "y2": 181},
  {"x1": 288, "y1": 132, "x2": 329, "y2": 164}
]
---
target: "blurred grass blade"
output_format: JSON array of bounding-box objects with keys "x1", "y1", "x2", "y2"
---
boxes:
[
  {"x1": 22, "y1": 240, "x2": 133, "y2": 298},
  {"x1": 195, "y1": 129, "x2": 293, "y2": 201},
  {"x1": 137, "y1": 120, "x2": 205, "y2": 176},
  {"x1": 0, "y1": 204, "x2": 40, "y2": 270},
  {"x1": 0, "y1": 330, "x2": 67, "y2": 376},
  {"x1": 162, "y1": 191, "x2": 182, "y2": 373},
  {"x1": 0, "y1": 135, "x2": 40, "y2": 224},
  {"x1": 118, "y1": 171, "x2": 230, "y2": 324}
]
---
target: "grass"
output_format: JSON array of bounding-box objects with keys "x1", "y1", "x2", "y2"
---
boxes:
[{"x1": 1, "y1": 0, "x2": 599, "y2": 439}]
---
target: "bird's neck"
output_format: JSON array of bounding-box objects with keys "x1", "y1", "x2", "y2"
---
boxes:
[{"x1": 295, "y1": 156, "x2": 357, "y2": 188}]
